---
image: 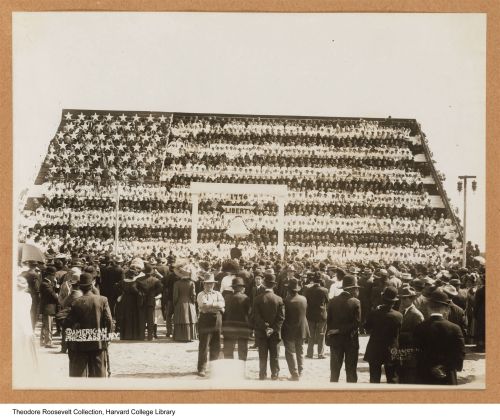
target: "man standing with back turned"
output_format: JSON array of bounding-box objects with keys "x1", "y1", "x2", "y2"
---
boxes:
[
  {"x1": 326, "y1": 274, "x2": 361, "y2": 383},
  {"x1": 65, "y1": 273, "x2": 113, "y2": 377},
  {"x1": 253, "y1": 272, "x2": 285, "y2": 380}
]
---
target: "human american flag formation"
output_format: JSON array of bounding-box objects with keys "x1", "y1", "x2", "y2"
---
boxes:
[{"x1": 15, "y1": 110, "x2": 485, "y2": 387}]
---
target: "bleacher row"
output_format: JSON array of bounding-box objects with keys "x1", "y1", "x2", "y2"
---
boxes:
[{"x1": 20, "y1": 111, "x2": 462, "y2": 264}]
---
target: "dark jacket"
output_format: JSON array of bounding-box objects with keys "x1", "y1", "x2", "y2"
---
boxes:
[
  {"x1": 282, "y1": 293, "x2": 310, "y2": 340},
  {"x1": 399, "y1": 304, "x2": 424, "y2": 349},
  {"x1": 413, "y1": 315, "x2": 465, "y2": 385},
  {"x1": 453, "y1": 289, "x2": 468, "y2": 310},
  {"x1": 230, "y1": 247, "x2": 242, "y2": 259},
  {"x1": 62, "y1": 289, "x2": 83, "y2": 309},
  {"x1": 40, "y1": 277, "x2": 59, "y2": 315},
  {"x1": 304, "y1": 283, "x2": 329, "y2": 322},
  {"x1": 100, "y1": 264, "x2": 124, "y2": 300},
  {"x1": 253, "y1": 290, "x2": 285, "y2": 340},
  {"x1": 136, "y1": 274, "x2": 163, "y2": 307},
  {"x1": 164, "y1": 272, "x2": 180, "y2": 303},
  {"x1": 223, "y1": 291, "x2": 251, "y2": 338},
  {"x1": 65, "y1": 291, "x2": 113, "y2": 352},
  {"x1": 364, "y1": 305, "x2": 403, "y2": 364},
  {"x1": 326, "y1": 291, "x2": 361, "y2": 346},
  {"x1": 446, "y1": 301, "x2": 467, "y2": 337}
]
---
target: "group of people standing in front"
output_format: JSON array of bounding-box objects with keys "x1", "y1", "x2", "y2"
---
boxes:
[{"x1": 19, "y1": 249, "x2": 485, "y2": 385}]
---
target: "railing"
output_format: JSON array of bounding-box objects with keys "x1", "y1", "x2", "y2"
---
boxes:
[{"x1": 416, "y1": 122, "x2": 463, "y2": 240}]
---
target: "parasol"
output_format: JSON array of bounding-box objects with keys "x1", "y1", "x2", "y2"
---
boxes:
[{"x1": 226, "y1": 216, "x2": 251, "y2": 239}]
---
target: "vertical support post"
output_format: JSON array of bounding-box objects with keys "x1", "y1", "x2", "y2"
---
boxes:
[
  {"x1": 114, "y1": 181, "x2": 120, "y2": 255},
  {"x1": 191, "y1": 192, "x2": 199, "y2": 250},
  {"x1": 462, "y1": 179, "x2": 467, "y2": 268},
  {"x1": 277, "y1": 195, "x2": 285, "y2": 257}
]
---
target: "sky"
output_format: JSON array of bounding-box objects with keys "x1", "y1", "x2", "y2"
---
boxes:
[{"x1": 12, "y1": 12, "x2": 486, "y2": 248}]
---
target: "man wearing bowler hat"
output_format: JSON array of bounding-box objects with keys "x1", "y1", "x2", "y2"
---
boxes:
[
  {"x1": 196, "y1": 273, "x2": 225, "y2": 377},
  {"x1": 364, "y1": 286, "x2": 403, "y2": 383},
  {"x1": 326, "y1": 274, "x2": 361, "y2": 383},
  {"x1": 253, "y1": 272, "x2": 285, "y2": 380},
  {"x1": 223, "y1": 277, "x2": 251, "y2": 361},
  {"x1": 304, "y1": 271, "x2": 329, "y2": 359},
  {"x1": 413, "y1": 289, "x2": 465, "y2": 385},
  {"x1": 64, "y1": 273, "x2": 113, "y2": 377},
  {"x1": 282, "y1": 278, "x2": 309, "y2": 380},
  {"x1": 397, "y1": 285, "x2": 424, "y2": 383}
]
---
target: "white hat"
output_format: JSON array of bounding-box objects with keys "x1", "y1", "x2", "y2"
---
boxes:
[{"x1": 130, "y1": 257, "x2": 144, "y2": 271}]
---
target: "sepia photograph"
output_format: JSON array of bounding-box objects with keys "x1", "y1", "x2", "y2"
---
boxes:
[{"x1": 12, "y1": 12, "x2": 486, "y2": 390}]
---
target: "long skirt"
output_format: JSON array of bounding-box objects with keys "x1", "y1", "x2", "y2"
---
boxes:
[{"x1": 173, "y1": 323, "x2": 198, "y2": 342}]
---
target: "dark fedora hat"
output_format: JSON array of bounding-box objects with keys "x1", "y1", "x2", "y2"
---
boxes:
[
  {"x1": 232, "y1": 277, "x2": 245, "y2": 288},
  {"x1": 340, "y1": 275, "x2": 359, "y2": 290},
  {"x1": 79, "y1": 273, "x2": 94, "y2": 286},
  {"x1": 45, "y1": 266, "x2": 57, "y2": 276},
  {"x1": 398, "y1": 285, "x2": 417, "y2": 298},
  {"x1": 288, "y1": 278, "x2": 301, "y2": 292},
  {"x1": 410, "y1": 278, "x2": 425, "y2": 290},
  {"x1": 263, "y1": 272, "x2": 276, "y2": 285},
  {"x1": 428, "y1": 289, "x2": 451, "y2": 306},
  {"x1": 381, "y1": 286, "x2": 399, "y2": 302}
]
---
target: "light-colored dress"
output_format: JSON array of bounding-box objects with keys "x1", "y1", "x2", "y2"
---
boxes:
[{"x1": 13, "y1": 287, "x2": 38, "y2": 387}]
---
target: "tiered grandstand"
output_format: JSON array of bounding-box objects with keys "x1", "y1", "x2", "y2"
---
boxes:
[{"x1": 19, "y1": 110, "x2": 463, "y2": 264}]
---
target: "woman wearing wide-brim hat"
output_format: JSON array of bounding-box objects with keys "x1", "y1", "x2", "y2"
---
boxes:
[
  {"x1": 117, "y1": 270, "x2": 143, "y2": 341},
  {"x1": 172, "y1": 261, "x2": 198, "y2": 342}
]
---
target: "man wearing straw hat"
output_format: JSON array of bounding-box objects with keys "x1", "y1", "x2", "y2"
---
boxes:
[
  {"x1": 413, "y1": 289, "x2": 465, "y2": 385},
  {"x1": 196, "y1": 272, "x2": 225, "y2": 377}
]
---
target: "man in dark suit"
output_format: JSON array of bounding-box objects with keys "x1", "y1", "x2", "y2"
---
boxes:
[
  {"x1": 253, "y1": 273, "x2": 285, "y2": 380},
  {"x1": 40, "y1": 266, "x2": 59, "y2": 348},
  {"x1": 397, "y1": 286, "x2": 424, "y2": 384},
  {"x1": 65, "y1": 273, "x2": 113, "y2": 377},
  {"x1": 413, "y1": 289, "x2": 466, "y2": 385},
  {"x1": 230, "y1": 242, "x2": 242, "y2": 260},
  {"x1": 326, "y1": 275, "x2": 361, "y2": 383},
  {"x1": 99, "y1": 257, "x2": 124, "y2": 318},
  {"x1": 304, "y1": 272, "x2": 329, "y2": 359},
  {"x1": 136, "y1": 264, "x2": 163, "y2": 340},
  {"x1": 364, "y1": 286, "x2": 403, "y2": 383},
  {"x1": 358, "y1": 268, "x2": 374, "y2": 332},
  {"x1": 223, "y1": 277, "x2": 251, "y2": 361},
  {"x1": 248, "y1": 273, "x2": 266, "y2": 349},
  {"x1": 282, "y1": 278, "x2": 309, "y2": 380},
  {"x1": 442, "y1": 285, "x2": 468, "y2": 337},
  {"x1": 450, "y1": 278, "x2": 467, "y2": 310},
  {"x1": 474, "y1": 276, "x2": 485, "y2": 352}
]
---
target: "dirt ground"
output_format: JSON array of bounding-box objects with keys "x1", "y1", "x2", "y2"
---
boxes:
[{"x1": 31, "y1": 322, "x2": 485, "y2": 389}]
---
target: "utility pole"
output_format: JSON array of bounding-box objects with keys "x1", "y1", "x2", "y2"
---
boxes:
[
  {"x1": 457, "y1": 175, "x2": 477, "y2": 268},
  {"x1": 114, "y1": 180, "x2": 120, "y2": 255}
]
